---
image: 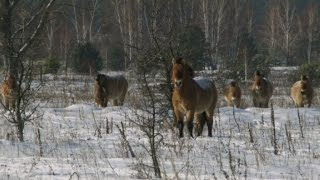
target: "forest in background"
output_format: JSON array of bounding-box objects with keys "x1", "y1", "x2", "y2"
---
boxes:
[{"x1": 0, "y1": 0, "x2": 319, "y2": 81}]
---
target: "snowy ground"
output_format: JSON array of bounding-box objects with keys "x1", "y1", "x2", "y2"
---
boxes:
[{"x1": 0, "y1": 75, "x2": 320, "y2": 179}]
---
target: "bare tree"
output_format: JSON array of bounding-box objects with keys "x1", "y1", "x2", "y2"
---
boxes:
[
  {"x1": 0, "y1": 0, "x2": 56, "y2": 141},
  {"x1": 128, "y1": 70, "x2": 163, "y2": 178},
  {"x1": 262, "y1": 1, "x2": 279, "y2": 53},
  {"x1": 277, "y1": 0, "x2": 298, "y2": 65},
  {"x1": 70, "y1": 0, "x2": 103, "y2": 43},
  {"x1": 201, "y1": 0, "x2": 210, "y2": 42},
  {"x1": 112, "y1": 0, "x2": 134, "y2": 70},
  {"x1": 211, "y1": 0, "x2": 228, "y2": 67},
  {"x1": 305, "y1": 1, "x2": 318, "y2": 64}
]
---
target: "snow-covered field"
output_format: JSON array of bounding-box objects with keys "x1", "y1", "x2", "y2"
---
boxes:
[{"x1": 0, "y1": 74, "x2": 320, "y2": 179}]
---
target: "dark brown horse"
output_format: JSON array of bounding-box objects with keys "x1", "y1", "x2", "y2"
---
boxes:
[
  {"x1": 251, "y1": 70, "x2": 273, "y2": 108},
  {"x1": 171, "y1": 58, "x2": 217, "y2": 138},
  {"x1": 94, "y1": 74, "x2": 128, "y2": 107}
]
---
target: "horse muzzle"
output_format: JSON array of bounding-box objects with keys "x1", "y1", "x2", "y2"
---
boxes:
[{"x1": 174, "y1": 80, "x2": 182, "y2": 88}]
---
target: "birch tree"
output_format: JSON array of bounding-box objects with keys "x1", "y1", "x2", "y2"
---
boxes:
[
  {"x1": 305, "y1": 1, "x2": 318, "y2": 64},
  {"x1": 277, "y1": 0, "x2": 298, "y2": 65},
  {"x1": 70, "y1": 0, "x2": 102, "y2": 43},
  {"x1": 211, "y1": 0, "x2": 227, "y2": 67},
  {"x1": 263, "y1": 2, "x2": 278, "y2": 53}
]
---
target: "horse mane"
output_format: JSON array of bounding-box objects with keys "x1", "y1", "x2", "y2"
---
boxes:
[
  {"x1": 172, "y1": 57, "x2": 194, "y2": 78},
  {"x1": 301, "y1": 75, "x2": 308, "y2": 81},
  {"x1": 255, "y1": 70, "x2": 262, "y2": 77},
  {"x1": 230, "y1": 80, "x2": 237, "y2": 87}
]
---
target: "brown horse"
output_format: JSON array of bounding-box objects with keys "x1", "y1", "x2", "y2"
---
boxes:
[
  {"x1": 171, "y1": 58, "x2": 217, "y2": 138},
  {"x1": 291, "y1": 75, "x2": 314, "y2": 107},
  {"x1": 94, "y1": 74, "x2": 128, "y2": 107},
  {"x1": 251, "y1": 70, "x2": 273, "y2": 108},
  {"x1": 0, "y1": 73, "x2": 17, "y2": 110},
  {"x1": 224, "y1": 80, "x2": 242, "y2": 108}
]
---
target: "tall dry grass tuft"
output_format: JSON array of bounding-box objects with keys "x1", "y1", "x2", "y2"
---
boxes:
[{"x1": 270, "y1": 102, "x2": 278, "y2": 155}]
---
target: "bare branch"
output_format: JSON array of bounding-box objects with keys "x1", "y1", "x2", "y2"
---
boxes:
[{"x1": 18, "y1": 0, "x2": 56, "y2": 54}]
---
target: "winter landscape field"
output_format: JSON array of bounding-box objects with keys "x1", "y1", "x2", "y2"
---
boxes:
[
  {"x1": 2, "y1": 0, "x2": 320, "y2": 179},
  {"x1": 0, "y1": 72, "x2": 319, "y2": 180}
]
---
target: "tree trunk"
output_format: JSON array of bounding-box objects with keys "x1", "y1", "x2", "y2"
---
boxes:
[{"x1": 16, "y1": 111, "x2": 24, "y2": 142}]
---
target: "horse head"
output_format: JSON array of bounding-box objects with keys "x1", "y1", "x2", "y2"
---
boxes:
[
  {"x1": 95, "y1": 74, "x2": 106, "y2": 86},
  {"x1": 172, "y1": 57, "x2": 194, "y2": 89},
  {"x1": 230, "y1": 81, "x2": 239, "y2": 100},
  {"x1": 253, "y1": 70, "x2": 264, "y2": 91},
  {"x1": 300, "y1": 75, "x2": 309, "y2": 96}
]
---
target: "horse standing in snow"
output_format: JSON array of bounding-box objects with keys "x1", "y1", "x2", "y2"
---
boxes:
[
  {"x1": 291, "y1": 75, "x2": 314, "y2": 107},
  {"x1": 224, "y1": 80, "x2": 242, "y2": 108},
  {"x1": 251, "y1": 70, "x2": 273, "y2": 108},
  {"x1": 94, "y1": 74, "x2": 128, "y2": 107},
  {"x1": 0, "y1": 72, "x2": 17, "y2": 110},
  {"x1": 171, "y1": 57, "x2": 217, "y2": 138}
]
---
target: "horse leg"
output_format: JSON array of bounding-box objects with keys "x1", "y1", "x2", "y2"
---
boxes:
[
  {"x1": 264, "y1": 99, "x2": 269, "y2": 108},
  {"x1": 253, "y1": 98, "x2": 257, "y2": 107},
  {"x1": 174, "y1": 109, "x2": 184, "y2": 138},
  {"x1": 4, "y1": 97, "x2": 9, "y2": 109},
  {"x1": 102, "y1": 98, "x2": 108, "y2": 107},
  {"x1": 195, "y1": 113, "x2": 205, "y2": 137},
  {"x1": 112, "y1": 99, "x2": 118, "y2": 106},
  {"x1": 11, "y1": 98, "x2": 16, "y2": 111},
  {"x1": 186, "y1": 111, "x2": 194, "y2": 138},
  {"x1": 177, "y1": 121, "x2": 184, "y2": 138},
  {"x1": 206, "y1": 110, "x2": 214, "y2": 137},
  {"x1": 119, "y1": 93, "x2": 126, "y2": 106}
]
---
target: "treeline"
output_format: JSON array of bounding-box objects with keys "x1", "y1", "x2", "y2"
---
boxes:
[{"x1": 0, "y1": 0, "x2": 319, "y2": 78}]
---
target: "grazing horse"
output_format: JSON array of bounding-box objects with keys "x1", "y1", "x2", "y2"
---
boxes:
[
  {"x1": 94, "y1": 74, "x2": 128, "y2": 107},
  {"x1": 224, "y1": 80, "x2": 242, "y2": 108},
  {"x1": 291, "y1": 75, "x2": 314, "y2": 107},
  {"x1": 0, "y1": 72, "x2": 17, "y2": 110},
  {"x1": 171, "y1": 57, "x2": 217, "y2": 138},
  {"x1": 251, "y1": 70, "x2": 273, "y2": 108}
]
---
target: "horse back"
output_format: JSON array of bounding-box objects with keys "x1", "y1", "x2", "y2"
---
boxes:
[
  {"x1": 105, "y1": 75, "x2": 128, "y2": 98},
  {"x1": 193, "y1": 78, "x2": 217, "y2": 111}
]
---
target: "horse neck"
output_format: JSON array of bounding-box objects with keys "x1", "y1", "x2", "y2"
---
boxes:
[
  {"x1": 259, "y1": 79, "x2": 269, "y2": 94},
  {"x1": 174, "y1": 76, "x2": 194, "y2": 95}
]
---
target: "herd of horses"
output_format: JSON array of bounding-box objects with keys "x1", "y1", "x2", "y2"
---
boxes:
[
  {"x1": 93, "y1": 57, "x2": 314, "y2": 138},
  {"x1": 0, "y1": 58, "x2": 314, "y2": 138}
]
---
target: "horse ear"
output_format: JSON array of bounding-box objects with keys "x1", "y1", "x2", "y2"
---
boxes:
[
  {"x1": 301, "y1": 75, "x2": 308, "y2": 81},
  {"x1": 255, "y1": 70, "x2": 262, "y2": 77},
  {"x1": 172, "y1": 57, "x2": 184, "y2": 65},
  {"x1": 230, "y1": 80, "x2": 237, "y2": 87}
]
